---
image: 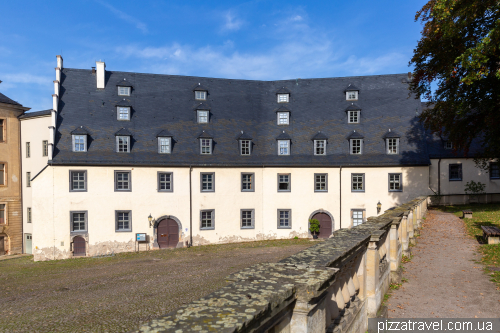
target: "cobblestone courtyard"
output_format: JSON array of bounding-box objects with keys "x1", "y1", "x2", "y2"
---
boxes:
[{"x1": 0, "y1": 239, "x2": 313, "y2": 333}]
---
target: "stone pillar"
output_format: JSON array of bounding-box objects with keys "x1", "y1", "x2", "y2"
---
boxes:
[
  {"x1": 408, "y1": 211, "x2": 416, "y2": 245},
  {"x1": 401, "y1": 215, "x2": 410, "y2": 257},
  {"x1": 389, "y1": 220, "x2": 402, "y2": 283},
  {"x1": 412, "y1": 207, "x2": 420, "y2": 237},
  {"x1": 290, "y1": 295, "x2": 328, "y2": 333},
  {"x1": 366, "y1": 231, "x2": 383, "y2": 317},
  {"x1": 356, "y1": 252, "x2": 367, "y2": 301},
  {"x1": 416, "y1": 204, "x2": 422, "y2": 229}
]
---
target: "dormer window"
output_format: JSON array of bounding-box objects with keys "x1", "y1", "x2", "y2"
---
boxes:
[
  {"x1": 195, "y1": 91, "x2": 207, "y2": 100},
  {"x1": 197, "y1": 110, "x2": 209, "y2": 123},
  {"x1": 277, "y1": 94, "x2": 289, "y2": 103},
  {"x1": 314, "y1": 140, "x2": 326, "y2": 155},
  {"x1": 277, "y1": 112, "x2": 289, "y2": 125},
  {"x1": 278, "y1": 140, "x2": 290, "y2": 155},
  {"x1": 240, "y1": 140, "x2": 251, "y2": 155},
  {"x1": 347, "y1": 91, "x2": 358, "y2": 100},
  {"x1": 444, "y1": 141, "x2": 453, "y2": 149},
  {"x1": 158, "y1": 137, "x2": 171, "y2": 154},
  {"x1": 72, "y1": 135, "x2": 87, "y2": 152},
  {"x1": 348, "y1": 111, "x2": 360, "y2": 123},
  {"x1": 387, "y1": 138, "x2": 399, "y2": 154},
  {"x1": 116, "y1": 136, "x2": 130, "y2": 152},
  {"x1": 350, "y1": 139, "x2": 363, "y2": 154},
  {"x1": 118, "y1": 86, "x2": 131, "y2": 96},
  {"x1": 200, "y1": 139, "x2": 212, "y2": 154},
  {"x1": 117, "y1": 107, "x2": 130, "y2": 120}
]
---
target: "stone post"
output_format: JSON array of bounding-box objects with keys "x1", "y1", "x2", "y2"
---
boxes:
[
  {"x1": 412, "y1": 207, "x2": 420, "y2": 238},
  {"x1": 290, "y1": 295, "x2": 328, "y2": 333},
  {"x1": 389, "y1": 219, "x2": 402, "y2": 283},
  {"x1": 356, "y1": 252, "x2": 367, "y2": 301},
  {"x1": 408, "y1": 211, "x2": 416, "y2": 245},
  {"x1": 367, "y1": 231, "x2": 384, "y2": 317},
  {"x1": 401, "y1": 214, "x2": 410, "y2": 257}
]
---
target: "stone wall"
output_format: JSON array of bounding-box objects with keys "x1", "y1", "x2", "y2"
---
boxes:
[{"x1": 134, "y1": 196, "x2": 428, "y2": 333}]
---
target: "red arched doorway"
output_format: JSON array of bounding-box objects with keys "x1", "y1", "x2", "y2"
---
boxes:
[
  {"x1": 157, "y1": 218, "x2": 179, "y2": 249},
  {"x1": 73, "y1": 236, "x2": 86, "y2": 256},
  {"x1": 312, "y1": 212, "x2": 332, "y2": 239}
]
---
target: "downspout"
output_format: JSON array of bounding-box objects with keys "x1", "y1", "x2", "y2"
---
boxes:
[
  {"x1": 438, "y1": 158, "x2": 441, "y2": 195},
  {"x1": 339, "y1": 166, "x2": 342, "y2": 230},
  {"x1": 189, "y1": 166, "x2": 193, "y2": 247}
]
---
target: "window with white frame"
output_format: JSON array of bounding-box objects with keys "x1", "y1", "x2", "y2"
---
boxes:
[
  {"x1": 352, "y1": 210, "x2": 364, "y2": 226},
  {"x1": 444, "y1": 141, "x2": 453, "y2": 149},
  {"x1": 241, "y1": 209, "x2": 254, "y2": 228},
  {"x1": 197, "y1": 110, "x2": 209, "y2": 123},
  {"x1": 0, "y1": 204, "x2": 5, "y2": 224},
  {"x1": 72, "y1": 135, "x2": 87, "y2": 152},
  {"x1": 277, "y1": 112, "x2": 289, "y2": 125},
  {"x1": 201, "y1": 173, "x2": 214, "y2": 192},
  {"x1": 389, "y1": 173, "x2": 402, "y2": 191},
  {"x1": 277, "y1": 94, "x2": 289, "y2": 103},
  {"x1": 387, "y1": 138, "x2": 399, "y2": 154},
  {"x1": 200, "y1": 138, "x2": 212, "y2": 154},
  {"x1": 346, "y1": 91, "x2": 358, "y2": 100},
  {"x1": 195, "y1": 91, "x2": 207, "y2": 100},
  {"x1": 116, "y1": 211, "x2": 131, "y2": 231},
  {"x1": 118, "y1": 86, "x2": 131, "y2": 96},
  {"x1": 315, "y1": 174, "x2": 327, "y2": 192},
  {"x1": 70, "y1": 170, "x2": 87, "y2": 191},
  {"x1": 351, "y1": 173, "x2": 364, "y2": 191},
  {"x1": 278, "y1": 174, "x2": 291, "y2": 191},
  {"x1": 278, "y1": 209, "x2": 291, "y2": 228},
  {"x1": 200, "y1": 210, "x2": 214, "y2": 229},
  {"x1": 116, "y1": 136, "x2": 130, "y2": 153},
  {"x1": 490, "y1": 162, "x2": 500, "y2": 179},
  {"x1": 348, "y1": 111, "x2": 360, "y2": 123},
  {"x1": 314, "y1": 140, "x2": 326, "y2": 155},
  {"x1": 350, "y1": 139, "x2": 362, "y2": 154},
  {"x1": 158, "y1": 137, "x2": 171, "y2": 154},
  {"x1": 240, "y1": 140, "x2": 251, "y2": 155},
  {"x1": 115, "y1": 171, "x2": 131, "y2": 191},
  {"x1": 278, "y1": 140, "x2": 290, "y2": 155},
  {"x1": 117, "y1": 107, "x2": 130, "y2": 120},
  {"x1": 449, "y1": 164, "x2": 462, "y2": 181},
  {"x1": 71, "y1": 211, "x2": 87, "y2": 232},
  {"x1": 241, "y1": 173, "x2": 254, "y2": 191},
  {"x1": 158, "y1": 172, "x2": 173, "y2": 192}
]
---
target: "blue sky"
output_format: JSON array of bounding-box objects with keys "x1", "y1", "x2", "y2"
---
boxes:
[{"x1": 0, "y1": 0, "x2": 427, "y2": 111}]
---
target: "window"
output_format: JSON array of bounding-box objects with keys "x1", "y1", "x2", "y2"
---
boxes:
[
  {"x1": 195, "y1": 91, "x2": 207, "y2": 100},
  {"x1": 27, "y1": 207, "x2": 32, "y2": 223},
  {"x1": 115, "y1": 171, "x2": 131, "y2": 191},
  {"x1": 348, "y1": 111, "x2": 360, "y2": 123},
  {"x1": 389, "y1": 173, "x2": 402, "y2": 191},
  {"x1": 444, "y1": 141, "x2": 453, "y2": 149},
  {"x1": 240, "y1": 140, "x2": 251, "y2": 155},
  {"x1": 490, "y1": 162, "x2": 500, "y2": 179},
  {"x1": 158, "y1": 172, "x2": 173, "y2": 192},
  {"x1": 352, "y1": 210, "x2": 364, "y2": 227},
  {"x1": 278, "y1": 174, "x2": 291, "y2": 192},
  {"x1": 117, "y1": 107, "x2": 130, "y2": 120},
  {"x1": 200, "y1": 139, "x2": 212, "y2": 155},
  {"x1": 387, "y1": 138, "x2": 399, "y2": 154},
  {"x1": 72, "y1": 135, "x2": 87, "y2": 152},
  {"x1": 70, "y1": 171, "x2": 87, "y2": 191},
  {"x1": 0, "y1": 204, "x2": 5, "y2": 224},
  {"x1": 26, "y1": 142, "x2": 30, "y2": 158},
  {"x1": 26, "y1": 172, "x2": 31, "y2": 187},
  {"x1": 0, "y1": 119, "x2": 4, "y2": 142},
  {"x1": 116, "y1": 211, "x2": 131, "y2": 232},
  {"x1": 118, "y1": 86, "x2": 130, "y2": 96},
  {"x1": 201, "y1": 173, "x2": 214, "y2": 192},
  {"x1": 449, "y1": 164, "x2": 462, "y2": 181},
  {"x1": 314, "y1": 174, "x2": 327, "y2": 192},
  {"x1": 42, "y1": 140, "x2": 48, "y2": 157},
  {"x1": 278, "y1": 209, "x2": 291, "y2": 228},
  {"x1": 277, "y1": 112, "x2": 289, "y2": 125},
  {"x1": 71, "y1": 211, "x2": 87, "y2": 232},
  {"x1": 241, "y1": 209, "x2": 255, "y2": 229},
  {"x1": 197, "y1": 110, "x2": 209, "y2": 123},
  {"x1": 278, "y1": 140, "x2": 290, "y2": 155},
  {"x1": 351, "y1": 173, "x2": 364, "y2": 192},
  {"x1": 350, "y1": 139, "x2": 362, "y2": 154},
  {"x1": 346, "y1": 91, "x2": 358, "y2": 100},
  {"x1": 0, "y1": 164, "x2": 4, "y2": 185},
  {"x1": 314, "y1": 140, "x2": 326, "y2": 155},
  {"x1": 116, "y1": 136, "x2": 130, "y2": 153},
  {"x1": 277, "y1": 94, "x2": 289, "y2": 103},
  {"x1": 158, "y1": 137, "x2": 171, "y2": 154},
  {"x1": 200, "y1": 210, "x2": 214, "y2": 229},
  {"x1": 241, "y1": 173, "x2": 254, "y2": 192}
]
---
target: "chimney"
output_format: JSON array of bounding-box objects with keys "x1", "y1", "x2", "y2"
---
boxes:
[
  {"x1": 96, "y1": 61, "x2": 106, "y2": 89},
  {"x1": 91, "y1": 67, "x2": 96, "y2": 75},
  {"x1": 56, "y1": 55, "x2": 63, "y2": 69},
  {"x1": 407, "y1": 72, "x2": 412, "y2": 81}
]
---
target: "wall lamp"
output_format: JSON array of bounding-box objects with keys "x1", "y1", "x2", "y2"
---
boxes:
[
  {"x1": 148, "y1": 214, "x2": 156, "y2": 228},
  {"x1": 377, "y1": 201, "x2": 382, "y2": 215}
]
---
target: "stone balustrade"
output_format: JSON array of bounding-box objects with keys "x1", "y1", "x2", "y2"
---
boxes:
[{"x1": 134, "y1": 196, "x2": 428, "y2": 333}]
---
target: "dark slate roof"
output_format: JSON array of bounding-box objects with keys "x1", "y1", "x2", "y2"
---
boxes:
[
  {"x1": 193, "y1": 83, "x2": 208, "y2": 91},
  {"x1": 276, "y1": 131, "x2": 291, "y2": 140},
  {"x1": 275, "y1": 105, "x2": 291, "y2": 112},
  {"x1": 52, "y1": 69, "x2": 430, "y2": 167},
  {"x1": 383, "y1": 130, "x2": 400, "y2": 138},
  {"x1": 115, "y1": 128, "x2": 132, "y2": 136},
  {"x1": 237, "y1": 131, "x2": 253, "y2": 140},
  {"x1": 345, "y1": 103, "x2": 361, "y2": 111},
  {"x1": 71, "y1": 126, "x2": 90, "y2": 135},
  {"x1": 311, "y1": 132, "x2": 328, "y2": 141},
  {"x1": 19, "y1": 109, "x2": 52, "y2": 119},
  {"x1": 345, "y1": 84, "x2": 360, "y2": 92},
  {"x1": 347, "y1": 131, "x2": 364, "y2": 139},
  {"x1": 198, "y1": 130, "x2": 212, "y2": 138},
  {"x1": 156, "y1": 129, "x2": 174, "y2": 137},
  {"x1": 116, "y1": 78, "x2": 133, "y2": 87},
  {"x1": 276, "y1": 87, "x2": 291, "y2": 94},
  {"x1": 0, "y1": 92, "x2": 21, "y2": 106},
  {"x1": 116, "y1": 99, "x2": 132, "y2": 107}
]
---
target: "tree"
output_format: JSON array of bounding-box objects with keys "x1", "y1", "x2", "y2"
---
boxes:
[{"x1": 410, "y1": 0, "x2": 500, "y2": 167}]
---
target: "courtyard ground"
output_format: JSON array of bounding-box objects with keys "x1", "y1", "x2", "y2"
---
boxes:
[
  {"x1": 387, "y1": 207, "x2": 500, "y2": 318},
  {"x1": 0, "y1": 239, "x2": 313, "y2": 333}
]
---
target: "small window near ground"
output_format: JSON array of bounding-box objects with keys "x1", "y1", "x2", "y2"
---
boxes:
[
  {"x1": 278, "y1": 140, "x2": 290, "y2": 155},
  {"x1": 27, "y1": 207, "x2": 32, "y2": 223},
  {"x1": 72, "y1": 135, "x2": 87, "y2": 152},
  {"x1": 449, "y1": 164, "x2": 462, "y2": 181},
  {"x1": 314, "y1": 140, "x2": 326, "y2": 155},
  {"x1": 278, "y1": 209, "x2": 291, "y2": 228},
  {"x1": 117, "y1": 107, "x2": 130, "y2": 120},
  {"x1": 115, "y1": 171, "x2": 131, "y2": 191},
  {"x1": 241, "y1": 173, "x2": 254, "y2": 192},
  {"x1": 277, "y1": 94, "x2": 289, "y2": 103},
  {"x1": 490, "y1": 162, "x2": 500, "y2": 179},
  {"x1": 200, "y1": 210, "x2": 214, "y2": 229},
  {"x1": 240, "y1": 140, "x2": 251, "y2": 155},
  {"x1": 350, "y1": 139, "x2": 362, "y2": 154},
  {"x1": 0, "y1": 204, "x2": 6, "y2": 224},
  {"x1": 116, "y1": 211, "x2": 132, "y2": 232},
  {"x1": 42, "y1": 140, "x2": 48, "y2": 157},
  {"x1": 195, "y1": 91, "x2": 207, "y2": 100},
  {"x1": 71, "y1": 211, "x2": 87, "y2": 232},
  {"x1": 241, "y1": 209, "x2": 254, "y2": 229},
  {"x1": 389, "y1": 173, "x2": 402, "y2": 191},
  {"x1": 347, "y1": 91, "x2": 358, "y2": 101},
  {"x1": 314, "y1": 174, "x2": 327, "y2": 192},
  {"x1": 197, "y1": 110, "x2": 209, "y2": 123},
  {"x1": 116, "y1": 136, "x2": 130, "y2": 153},
  {"x1": 158, "y1": 137, "x2": 171, "y2": 154},
  {"x1": 26, "y1": 172, "x2": 31, "y2": 187},
  {"x1": 348, "y1": 111, "x2": 360, "y2": 123},
  {"x1": 201, "y1": 173, "x2": 214, "y2": 192},
  {"x1": 200, "y1": 139, "x2": 212, "y2": 155},
  {"x1": 70, "y1": 170, "x2": 87, "y2": 191},
  {"x1": 351, "y1": 173, "x2": 364, "y2": 192},
  {"x1": 278, "y1": 174, "x2": 291, "y2": 192},
  {"x1": 277, "y1": 112, "x2": 289, "y2": 125},
  {"x1": 26, "y1": 142, "x2": 30, "y2": 158},
  {"x1": 158, "y1": 172, "x2": 173, "y2": 192},
  {"x1": 387, "y1": 138, "x2": 399, "y2": 154},
  {"x1": 352, "y1": 210, "x2": 364, "y2": 227},
  {"x1": 118, "y1": 87, "x2": 131, "y2": 96}
]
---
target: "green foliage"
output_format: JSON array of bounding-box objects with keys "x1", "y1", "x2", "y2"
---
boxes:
[
  {"x1": 402, "y1": 277, "x2": 409, "y2": 283},
  {"x1": 464, "y1": 180, "x2": 486, "y2": 195},
  {"x1": 390, "y1": 282, "x2": 402, "y2": 290},
  {"x1": 309, "y1": 219, "x2": 320, "y2": 233},
  {"x1": 410, "y1": 0, "x2": 500, "y2": 163}
]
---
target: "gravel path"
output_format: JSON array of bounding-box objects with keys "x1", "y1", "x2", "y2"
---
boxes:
[
  {"x1": 388, "y1": 210, "x2": 500, "y2": 318},
  {"x1": 0, "y1": 239, "x2": 313, "y2": 333}
]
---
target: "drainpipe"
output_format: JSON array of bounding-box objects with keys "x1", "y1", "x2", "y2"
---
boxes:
[
  {"x1": 339, "y1": 166, "x2": 342, "y2": 230},
  {"x1": 189, "y1": 166, "x2": 193, "y2": 247},
  {"x1": 438, "y1": 159, "x2": 441, "y2": 195}
]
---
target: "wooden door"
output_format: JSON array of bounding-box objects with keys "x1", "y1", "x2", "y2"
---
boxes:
[
  {"x1": 0, "y1": 237, "x2": 4, "y2": 255},
  {"x1": 313, "y1": 213, "x2": 332, "y2": 239},
  {"x1": 73, "y1": 236, "x2": 86, "y2": 256},
  {"x1": 157, "y1": 219, "x2": 179, "y2": 249}
]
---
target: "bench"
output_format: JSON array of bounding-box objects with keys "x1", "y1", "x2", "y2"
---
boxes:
[
  {"x1": 462, "y1": 210, "x2": 473, "y2": 219},
  {"x1": 481, "y1": 226, "x2": 500, "y2": 245}
]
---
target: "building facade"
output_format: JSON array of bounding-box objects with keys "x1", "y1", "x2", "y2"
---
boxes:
[{"x1": 0, "y1": 90, "x2": 30, "y2": 255}]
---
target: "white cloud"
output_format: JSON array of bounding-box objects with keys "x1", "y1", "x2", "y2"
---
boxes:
[
  {"x1": 222, "y1": 11, "x2": 243, "y2": 31},
  {"x1": 291, "y1": 15, "x2": 303, "y2": 21},
  {"x1": 96, "y1": 0, "x2": 148, "y2": 34},
  {"x1": 1, "y1": 73, "x2": 50, "y2": 85}
]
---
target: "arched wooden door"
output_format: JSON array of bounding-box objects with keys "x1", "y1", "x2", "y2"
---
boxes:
[
  {"x1": 157, "y1": 219, "x2": 179, "y2": 249},
  {"x1": 73, "y1": 236, "x2": 86, "y2": 256},
  {"x1": 312, "y1": 213, "x2": 332, "y2": 239}
]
